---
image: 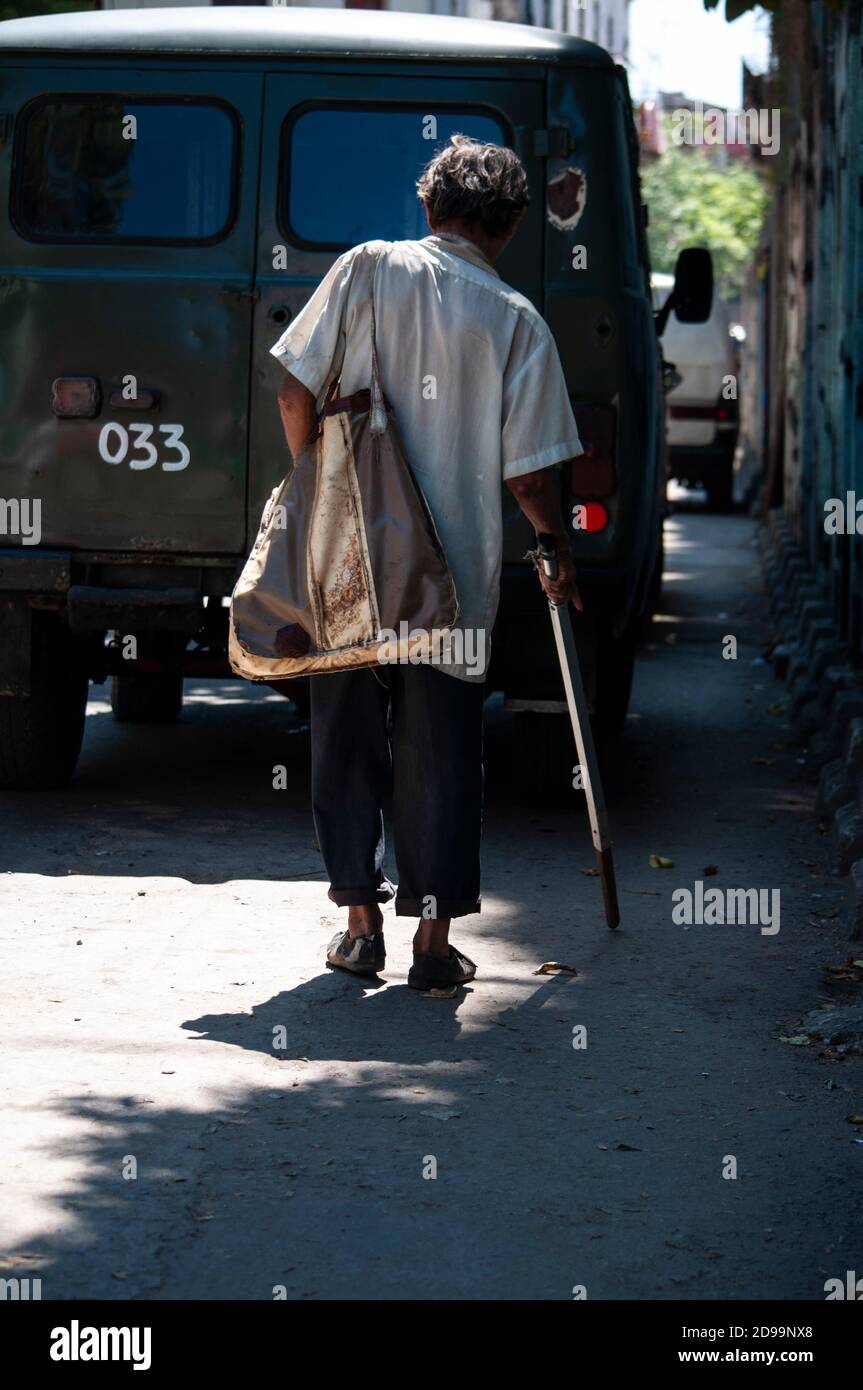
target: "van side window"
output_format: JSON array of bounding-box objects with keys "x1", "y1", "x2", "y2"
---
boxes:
[
  {"x1": 13, "y1": 97, "x2": 238, "y2": 244},
  {"x1": 282, "y1": 105, "x2": 507, "y2": 249}
]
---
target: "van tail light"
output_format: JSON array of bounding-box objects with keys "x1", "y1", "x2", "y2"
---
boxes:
[
  {"x1": 570, "y1": 403, "x2": 617, "y2": 499},
  {"x1": 571, "y1": 501, "x2": 609, "y2": 533}
]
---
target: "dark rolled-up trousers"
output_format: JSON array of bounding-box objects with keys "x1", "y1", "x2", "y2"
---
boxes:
[{"x1": 309, "y1": 662, "x2": 485, "y2": 918}]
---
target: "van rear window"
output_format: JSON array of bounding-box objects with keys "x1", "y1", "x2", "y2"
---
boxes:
[
  {"x1": 13, "y1": 97, "x2": 237, "y2": 243},
  {"x1": 283, "y1": 106, "x2": 508, "y2": 248}
]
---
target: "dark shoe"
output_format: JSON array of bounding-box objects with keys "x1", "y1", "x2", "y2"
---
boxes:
[
  {"x1": 408, "y1": 945, "x2": 476, "y2": 991},
  {"x1": 326, "y1": 928, "x2": 385, "y2": 977}
]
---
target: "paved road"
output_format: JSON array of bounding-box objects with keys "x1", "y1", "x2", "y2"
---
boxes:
[{"x1": 1, "y1": 502, "x2": 859, "y2": 1300}]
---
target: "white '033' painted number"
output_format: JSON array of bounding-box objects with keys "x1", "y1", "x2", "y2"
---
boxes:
[{"x1": 98, "y1": 422, "x2": 191, "y2": 472}]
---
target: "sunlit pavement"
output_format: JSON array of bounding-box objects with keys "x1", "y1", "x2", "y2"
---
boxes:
[{"x1": 0, "y1": 498, "x2": 856, "y2": 1300}]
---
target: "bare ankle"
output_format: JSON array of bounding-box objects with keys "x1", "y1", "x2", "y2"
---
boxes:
[
  {"x1": 347, "y1": 904, "x2": 383, "y2": 939},
  {"x1": 413, "y1": 917, "x2": 451, "y2": 958}
]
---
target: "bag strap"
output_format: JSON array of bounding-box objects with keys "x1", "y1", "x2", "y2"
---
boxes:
[
  {"x1": 313, "y1": 248, "x2": 387, "y2": 440},
  {"x1": 369, "y1": 249, "x2": 388, "y2": 436},
  {"x1": 305, "y1": 375, "x2": 338, "y2": 449}
]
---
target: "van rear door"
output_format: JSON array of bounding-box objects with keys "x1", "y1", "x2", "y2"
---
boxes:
[
  {"x1": 0, "y1": 67, "x2": 262, "y2": 554},
  {"x1": 249, "y1": 70, "x2": 545, "y2": 538}
]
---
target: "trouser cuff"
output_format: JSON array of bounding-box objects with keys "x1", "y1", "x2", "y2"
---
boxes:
[
  {"x1": 395, "y1": 894, "x2": 481, "y2": 919},
  {"x1": 328, "y1": 878, "x2": 396, "y2": 908}
]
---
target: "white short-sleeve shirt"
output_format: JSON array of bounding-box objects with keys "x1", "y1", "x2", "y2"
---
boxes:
[{"x1": 270, "y1": 234, "x2": 582, "y2": 682}]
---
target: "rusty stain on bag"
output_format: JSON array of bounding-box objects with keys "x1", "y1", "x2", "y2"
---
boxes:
[
  {"x1": 274, "y1": 622, "x2": 311, "y2": 658},
  {"x1": 309, "y1": 411, "x2": 378, "y2": 649},
  {"x1": 325, "y1": 531, "x2": 368, "y2": 640}
]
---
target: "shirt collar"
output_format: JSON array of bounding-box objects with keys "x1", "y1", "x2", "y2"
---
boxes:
[{"x1": 422, "y1": 233, "x2": 500, "y2": 279}]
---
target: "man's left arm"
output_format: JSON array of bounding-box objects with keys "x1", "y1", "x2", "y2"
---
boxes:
[
  {"x1": 270, "y1": 247, "x2": 362, "y2": 458},
  {"x1": 277, "y1": 373, "x2": 317, "y2": 458}
]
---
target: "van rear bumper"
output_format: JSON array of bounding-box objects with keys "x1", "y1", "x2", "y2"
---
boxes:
[
  {"x1": 0, "y1": 548, "x2": 71, "y2": 593},
  {"x1": 0, "y1": 548, "x2": 235, "y2": 692},
  {"x1": 65, "y1": 586, "x2": 201, "y2": 633}
]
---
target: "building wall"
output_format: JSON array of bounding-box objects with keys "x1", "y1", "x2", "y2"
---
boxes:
[{"x1": 750, "y1": 0, "x2": 863, "y2": 657}]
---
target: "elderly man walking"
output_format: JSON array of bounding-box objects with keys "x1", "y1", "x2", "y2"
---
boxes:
[{"x1": 272, "y1": 135, "x2": 582, "y2": 991}]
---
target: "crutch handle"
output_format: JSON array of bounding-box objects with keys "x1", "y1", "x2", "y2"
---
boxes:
[{"x1": 536, "y1": 532, "x2": 559, "y2": 582}]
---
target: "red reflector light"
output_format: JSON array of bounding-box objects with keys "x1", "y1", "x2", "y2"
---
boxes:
[{"x1": 571, "y1": 501, "x2": 609, "y2": 533}]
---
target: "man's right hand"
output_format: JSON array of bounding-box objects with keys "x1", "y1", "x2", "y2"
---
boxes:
[{"x1": 505, "y1": 465, "x2": 584, "y2": 610}]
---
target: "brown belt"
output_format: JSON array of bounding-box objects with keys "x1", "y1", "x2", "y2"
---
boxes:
[{"x1": 322, "y1": 388, "x2": 391, "y2": 417}]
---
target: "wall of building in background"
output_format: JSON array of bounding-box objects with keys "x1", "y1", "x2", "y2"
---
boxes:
[
  {"x1": 745, "y1": 0, "x2": 863, "y2": 661},
  {"x1": 525, "y1": 0, "x2": 629, "y2": 60}
]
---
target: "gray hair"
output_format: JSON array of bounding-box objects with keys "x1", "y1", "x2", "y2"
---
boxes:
[{"x1": 416, "y1": 134, "x2": 530, "y2": 239}]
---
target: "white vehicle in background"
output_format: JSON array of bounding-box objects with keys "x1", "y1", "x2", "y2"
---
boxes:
[{"x1": 652, "y1": 271, "x2": 741, "y2": 511}]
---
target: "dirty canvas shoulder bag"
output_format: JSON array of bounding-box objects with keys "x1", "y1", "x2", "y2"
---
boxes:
[{"x1": 228, "y1": 251, "x2": 459, "y2": 680}]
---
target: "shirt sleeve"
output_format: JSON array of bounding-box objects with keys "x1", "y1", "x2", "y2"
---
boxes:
[
  {"x1": 501, "y1": 312, "x2": 583, "y2": 480},
  {"x1": 269, "y1": 247, "x2": 363, "y2": 408}
]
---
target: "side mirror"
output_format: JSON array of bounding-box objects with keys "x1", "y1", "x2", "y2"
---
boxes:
[
  {"x1": 674, "y1": 247, "x2": 713, "y2": 322},
  {"x1": 655, "y1": 248, "x2": 714, "y2": 335}
]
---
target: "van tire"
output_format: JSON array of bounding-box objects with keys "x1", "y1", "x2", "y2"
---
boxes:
[
  {"x1": 706, "y1": 466, "x2": 734, "y2": 513},
  {"x1": 0, "y1": 616, "x2": 89, "y2": 790},
  {"x1": 646, "y1": 527, "x2": 664, "y2": 618},
  {"x1": 111, "y1": 672, "x2": 183, "y2": 724}
]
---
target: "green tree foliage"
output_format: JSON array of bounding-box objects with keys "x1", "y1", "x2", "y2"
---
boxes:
[{"x1": 641, "y1": 144, "x2": 770, "y2": 299}]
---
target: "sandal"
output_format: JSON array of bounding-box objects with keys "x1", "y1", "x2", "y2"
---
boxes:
[
  {"x1": 408, "y1": 945, "x2": 476, "y2": 991},
  {"x1": 326, "y1": 927, "x2": 385, "y2": 977}
]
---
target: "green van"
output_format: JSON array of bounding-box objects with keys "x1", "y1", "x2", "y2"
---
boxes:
[{"x1": 0, "y1": 7, "x2": 710, "y2": 789}]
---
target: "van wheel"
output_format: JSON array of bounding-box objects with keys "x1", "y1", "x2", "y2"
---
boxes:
[
  {"x1": 593, "y1": 624, "x2": 637, "y2": 737},
  {"x1": 0, "y1": 614, "x2": 89, "y2": 790},
  {"x1": 513, "y1": 711, "x2": 578, "y2": 804},
  {"x1": 111, "y1": 672, "x2": 183, "y2": 724},
  {"x1": 648, "y1": 527, "x2": 664, "y2": 613},
  {"x1": 706, "y1": 467, "x2": 734, "y2": 512}
]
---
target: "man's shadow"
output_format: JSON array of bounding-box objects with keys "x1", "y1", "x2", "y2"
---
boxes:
[{"x1": 182, "y1": 969, "x2": 472, "y2": 1066}]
